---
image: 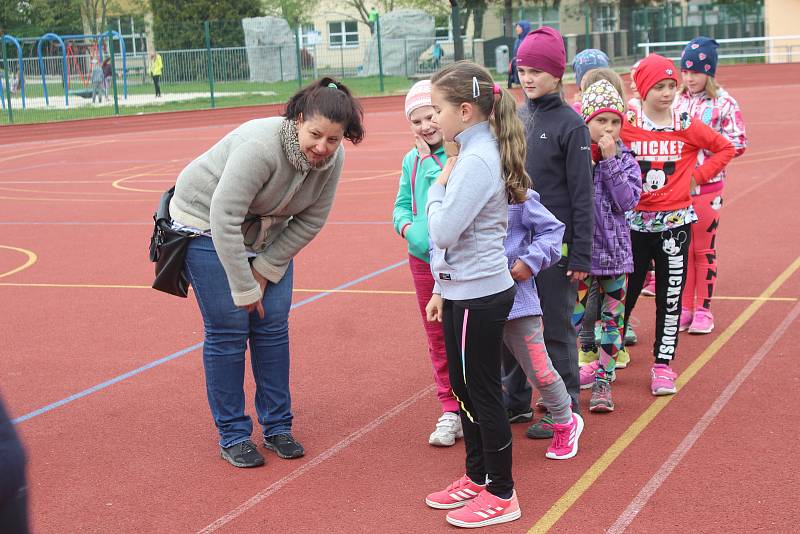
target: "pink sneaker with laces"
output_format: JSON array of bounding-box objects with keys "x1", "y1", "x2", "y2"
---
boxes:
[
  {"x1": 688, "y1": 309, "x2": 714, "y2": 334},
  {"x1": 445, "y1": 489, "x2": 521, "y2": 528},
  {"x1": 641, "y1": 271, "x2": 656, "y2": 296},
  {"x1": 545, "y1": 413, "x2": 584, "y2": 460},
  {"x1": 425, "y1": 474, "x2": 485, "y2": 509},
  {"x1": 579, "y1": 360, "x2": 615, "y2": 389},
  {"x1": 679, "y1": 308, "x2": 693, "y2": 332},
  {"x1": 651, "y1": 363, "x2": 678, "y2": 395}
]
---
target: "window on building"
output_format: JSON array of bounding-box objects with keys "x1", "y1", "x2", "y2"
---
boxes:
[
  {"x1": 593, "y1": 4, "x2": 618, "y2": 32},
  {"x1": 328, "y1": 20, "x2": 359, "y2": 48},
  {"x1": 434, "y1": 15, "x2": 451, "y2": 40},
  {"x1": 301, "y1": 24, "x2": 320, "y2": 47}
]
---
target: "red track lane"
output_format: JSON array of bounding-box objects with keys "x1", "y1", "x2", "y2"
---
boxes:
[{"x1": 1, "y1": 64, "x2": 798, "y2": 533}]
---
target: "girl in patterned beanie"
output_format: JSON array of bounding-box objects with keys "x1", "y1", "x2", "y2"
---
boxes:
[
  {"x1": 574, "y1": 80, "x2": 642, "y2": 412},
  {"x1": 675, "y1": 37, "x2": 748, "y2": 334}
]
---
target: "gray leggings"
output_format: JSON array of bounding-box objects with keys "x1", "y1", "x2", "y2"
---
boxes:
[{"x1": 503, "y1": 316, "x2": 572, "y2": 425}]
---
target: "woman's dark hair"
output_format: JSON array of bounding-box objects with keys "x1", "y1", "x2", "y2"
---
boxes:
[{"x1": 284, "y1": 77, "x2": 365, "y2": 144}]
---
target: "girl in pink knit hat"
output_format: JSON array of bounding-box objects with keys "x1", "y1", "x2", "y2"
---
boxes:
[{"x1": 392, "y1": 80, "x2": 461, "y2": 447}]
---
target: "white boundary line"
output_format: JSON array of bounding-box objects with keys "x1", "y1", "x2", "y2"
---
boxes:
[
  {"x1": 197, "y1": 384, "x2": 435, "y2": 533},
  {"x1": 608, "y1": 298, "x2": 800, "y2": 533}
]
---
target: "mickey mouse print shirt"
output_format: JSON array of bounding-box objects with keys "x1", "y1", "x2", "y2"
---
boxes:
[{"x1": 621, "y1": 109, "x2": 734, "y2": 233}]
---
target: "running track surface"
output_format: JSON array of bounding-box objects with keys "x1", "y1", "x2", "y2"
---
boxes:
[{"x1": 1, "y1": 63, "x2": 798, "y2": 533}]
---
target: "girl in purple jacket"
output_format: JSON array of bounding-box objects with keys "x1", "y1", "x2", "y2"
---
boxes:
[
  {"x1": 502, "y1": 189, "x2": 584, "y2": 459},
  {"x1": 573, "y1": 80, "x2": 642, "y2": 412}
]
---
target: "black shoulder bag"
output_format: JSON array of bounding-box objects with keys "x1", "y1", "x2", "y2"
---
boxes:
[{"x1": 148, "y1": 187, "x2": 197, "y2": 297}]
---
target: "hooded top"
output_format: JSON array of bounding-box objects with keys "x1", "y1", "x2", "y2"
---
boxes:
[{"x1": 512, "y1": 20, "x2": 532, "y2": 58}]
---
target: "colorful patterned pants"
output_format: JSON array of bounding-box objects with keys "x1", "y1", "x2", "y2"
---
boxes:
[{"x1": 573, "y1": 274, "x2": 628, "y2": 376}]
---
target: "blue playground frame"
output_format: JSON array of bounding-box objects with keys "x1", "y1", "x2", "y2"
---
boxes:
[
  {"x1": 1, "y1": 35, "x2": 26, "y2": 110},
  {"x1": 36, "y1": 30, "x2": 128, "y2": 108}
]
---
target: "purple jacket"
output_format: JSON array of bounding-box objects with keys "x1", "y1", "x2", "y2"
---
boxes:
[
  {"x1": 591, "y1": 144, "x2": 642, "y2": 276},
  {"x1": 505, "y1": 189, "x2": 565, "y2": 320}
]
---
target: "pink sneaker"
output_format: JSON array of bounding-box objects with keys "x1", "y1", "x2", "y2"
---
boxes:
[
  {"x1": 425, "y1": 474, "x2": 485, "y2": 509},
  {"x1": 688, "y1": 309, "x2": 714, "y2": 334},
  {"x1": 445, "y1": 489, "x2": 521, "y2": 528},
  {"x1": 579, "y1": 360, "x2": 615, "y2": 389},
  {"x1": 641, "y1": 271, "x2": 656, "y2": 296},
  {"x1": 650, "y1": 364, "x2": 677, "y2": 396},
  {"x1": 679, "y1": 308, "x2": 693, "y2": 332},
  {"x1": 546, "y1": 413, "x2": 584, "y2": 460}
]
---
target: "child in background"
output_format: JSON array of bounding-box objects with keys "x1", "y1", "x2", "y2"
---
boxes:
[
  {"x1": 509, "y1": 26, "x2": 594, "y2": 439},
  {"x1": 574, "y1": 67, "x2": 639, "y2": 361},
  {"x1": 392, "y1": 80, "x2": 462, "y2": 447},
  {"x1": 508, "y1": 21, "x2": 531, "y2": 88},
  {"x1": 676, "y1": 37, "x2": 748, "y2": 334},
  {"x1": 570, "y1": 48, "x2": 610, "y2": 112},
  {"x1": 620, "y1": 54, "x2": 734, "y2": 396},
  {"x1": 502, "y1": 187, "x2": 584, "y2": 456},
  {"x1": 423, "y1": 61, "x2": 527, "y2": 529},
  {"x1": 574, "y1": 80, "x2": 642, "y2": 412},
  {"x1": 90, "y1": 59, "x2": 106, "y2": 104}
]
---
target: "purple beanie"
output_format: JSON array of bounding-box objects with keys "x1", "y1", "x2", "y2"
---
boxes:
[{"x1": 516, "y1": 26, "x2": 566, "y2": 79}]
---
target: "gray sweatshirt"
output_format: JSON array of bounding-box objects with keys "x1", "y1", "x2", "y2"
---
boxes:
[
  {"x1": 170, "y1": 117, "x2": 344, "y2": 306},
  {"x1": 426, "y1": 121, "x2": 514, "y2": 300}
]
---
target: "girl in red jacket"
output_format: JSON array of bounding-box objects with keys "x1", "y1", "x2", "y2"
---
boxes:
[{"x1": 620, "y1": 54, "x2": 734, "y2": 396}]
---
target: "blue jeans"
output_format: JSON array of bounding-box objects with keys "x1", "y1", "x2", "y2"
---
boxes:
[{"x1": 185, "y1": 236, "x2": 294, "y2": 448}]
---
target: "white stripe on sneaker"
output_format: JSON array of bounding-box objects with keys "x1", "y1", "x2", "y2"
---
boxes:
[{"x1": 475, "y1": 511, "x2": 490, "y2": 519}]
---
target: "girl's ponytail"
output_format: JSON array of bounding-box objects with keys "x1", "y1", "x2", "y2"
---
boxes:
[
  {"x1": 432, "y1": 61, "x2": 531, "y2": 204},
  {"x1": 491, "y1": 87, "x2": 531, "y2": 204}
]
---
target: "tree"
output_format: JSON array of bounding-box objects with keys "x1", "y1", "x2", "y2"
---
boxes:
[
  {"x1": 263, "y1": 0, "x2": 317, "y2": 27},
  {"x1": 150, "y1": 0, "x2": 263, "y2": 50},
  {"x1": 81, "y1": 0, "x2": 109, "y2": 35},
  {"x1": 0, "y1": 0, "x2": 83, "y2": 36}
]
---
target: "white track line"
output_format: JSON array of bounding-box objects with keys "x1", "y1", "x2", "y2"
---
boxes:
[
  {"x1": 608, "y1": 298, "x2": 800, "y2": 533},
  {"x1": 197, "y1": 384, "x2": 435, "y2": 533}
]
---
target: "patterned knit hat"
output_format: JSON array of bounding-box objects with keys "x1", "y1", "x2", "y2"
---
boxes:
[
  {"x1": 633, "y1": 54, "x2": 679, "y2": 100},
  {"x1": 404, "y1": 80, "x2": 432, "y2": 119},
  {"x1": 516, "y1": 26, "x2": 566, "y2": 79},
  {"x1": 581, "y1": 80, "x2": 624, "y2": 123},
  {"x1": 681, "y1": 37, "x2": 719, "y2": 77},
  {"x1": 572, "y1": 49, "x2": 610, "y2": 88}
]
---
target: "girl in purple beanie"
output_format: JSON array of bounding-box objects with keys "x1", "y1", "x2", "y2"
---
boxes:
[{"x1": 504, "y1": 26, "x2": 594, "y2": 439}]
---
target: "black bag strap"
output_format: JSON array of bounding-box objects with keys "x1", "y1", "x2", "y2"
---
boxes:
[{"x1": 154, "y1": 186, "x2": 176, "y2": 225}]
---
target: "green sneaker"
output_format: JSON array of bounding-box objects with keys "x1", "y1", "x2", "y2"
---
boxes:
[
  {"x1": 616, "y1": 348, "x2": 631, "y2": 369},
  {"x1": 624, "y1": 325, "x2": 638, "y2": 346},
  {"x1": 526, "y1": 413, "x2": 554, "y2": 439},
  {"x1": 579, "y1": 346, "x2": 599, "y2": 367}
]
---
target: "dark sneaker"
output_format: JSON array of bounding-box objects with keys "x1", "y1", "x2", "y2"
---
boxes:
[
  {"x1": 264, "y1": 433, "x2": 305, "y2": 459},
  {"x1": 526, "y1": 413, "x2": 554, "y2": 439},
  {"x1": 220, "y1": 439, "x2": 265, "y2": 468},
  {"x1": 589, "y1": 379, "x2": 615, "y2": 413},
  {"x1": 507, "y1": 408, "x2": 533, "y2": 424}
]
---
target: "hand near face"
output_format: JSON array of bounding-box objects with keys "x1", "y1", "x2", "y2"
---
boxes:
[
  {"x1": 598, "y1": 134, "x2": 617, "y2": 159},
  {"x1": 414, "y1": 135, "x2": 431, "y2": 156}
]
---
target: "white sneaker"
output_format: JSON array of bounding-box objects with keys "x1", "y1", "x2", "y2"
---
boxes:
[{"x1": 429, "y1": 412, "x2": 463, "y2": 447}]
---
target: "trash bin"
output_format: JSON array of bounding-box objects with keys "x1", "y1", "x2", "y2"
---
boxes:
[{"x1": 495, "y1": 45, "x2": 509, "y2": 75}]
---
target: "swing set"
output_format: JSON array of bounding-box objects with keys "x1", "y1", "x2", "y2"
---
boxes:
[{"x1": 1, "y1": 30, "x2": 128, "y2": 109}]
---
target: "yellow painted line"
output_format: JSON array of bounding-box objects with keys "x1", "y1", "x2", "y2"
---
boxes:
[
  {"x1": 0, "y1": 246, "x2": 38, "y2": 279},
  {"x1": 0, "y1": 195, "x2": 153, "y2": 202},
  {"x1": 715, "y1": 295, "x2": 797, "y2": 302},
  {"x1": 528, "y1": 255, "x2": 800, "y2": 534},
  {"x1": 0, "y1": 140, "x2": 113, "y2": 163}
]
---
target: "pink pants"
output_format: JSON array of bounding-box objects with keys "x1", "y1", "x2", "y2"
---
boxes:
[
  {"x1": 408, "y1": 254, "x2": 459, "y2": 413},
  {"x1": 683, "y1": 187, "x2": 723, "y2": 311}
]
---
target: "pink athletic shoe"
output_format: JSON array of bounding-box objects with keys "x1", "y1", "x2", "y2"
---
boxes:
[
  {"x1": 641, "y1": 271, "x2": 656, "y2": 296},
  {"x1": 445, "y1": 489, "x2": 521, "y2": 528},
  {"x1": 679, "y1": 308, "x2": 693, "y2": 332},
  {"x1": 688, "y1": 309, "x2": 714, "y2": 334},
  {"x1": 650, "y1": 364, "x2": 678, "y2": 396},
  {"x1": 579, "y1": 360, "x2": 615, "y2": 389},
  {"x1": 546, "y1": 413, "x2": 584, "y2": 460},
  {"x1": 425, "y1": 474, "x2": 485, "y2": 509}
]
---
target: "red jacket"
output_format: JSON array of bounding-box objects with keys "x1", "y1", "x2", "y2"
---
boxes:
[{"x1": 621, "y1": 112, "x2": 734, "y2": 212}]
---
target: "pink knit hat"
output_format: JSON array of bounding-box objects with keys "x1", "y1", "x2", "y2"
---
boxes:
[
  {"x1": 404, "y1": 80, "x2": 432, "y2": 119},
  {"x1": 515, "y1": 26, "x2": 566, "y2": 79}
]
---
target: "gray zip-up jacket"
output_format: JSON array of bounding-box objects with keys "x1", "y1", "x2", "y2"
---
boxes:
[{"x1": 426, "y1": 121, "x2": 514, "y2": 300}]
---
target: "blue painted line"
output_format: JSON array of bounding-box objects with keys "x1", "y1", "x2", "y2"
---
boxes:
[{"x1": 12, "y1": 259, "x2": 406, "y2": 425}]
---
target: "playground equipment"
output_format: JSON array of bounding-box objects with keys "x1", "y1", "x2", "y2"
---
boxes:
[
  {"x1": 36, "y1": 30, "x2": 128, "y2": 108},
  {"x1": 0, "y1": 34, "x2": 25, "y2": 110}
]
